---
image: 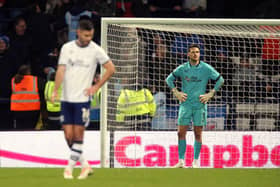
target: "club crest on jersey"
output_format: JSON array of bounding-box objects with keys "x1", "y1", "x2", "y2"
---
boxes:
[
  {"x1": 185, "y1": 76, "x2": 191, "y2": 81},
  {"x1": 69, "y1": 59, "x2": 75, "y2": 66}
]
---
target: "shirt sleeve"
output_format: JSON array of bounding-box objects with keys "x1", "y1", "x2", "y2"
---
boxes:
[
  {"x1": 95, "y1": 45, "x2": 110, "y2": 65},
  {"x1": 208, "y1": 65, "x2": 220, "y2": 80},
  {"x1": 58, "y1": 44, "x2": 68, "y2": 65},
  {"x1": 214, "y1": 76, "x2": 224, "y2": 91},
  {"x1": 207, "y1": 64, "x2": 224, "y2": 91},
  {"x1": 165, "y1": 66, "x2": 182, "y2": 89}
]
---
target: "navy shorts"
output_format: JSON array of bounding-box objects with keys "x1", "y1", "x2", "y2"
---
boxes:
[{"x1": 60, "y1": 101, "x2": 90, "y2": 126}]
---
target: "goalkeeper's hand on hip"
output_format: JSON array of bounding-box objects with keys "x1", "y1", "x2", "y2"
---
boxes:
[
  {"x1": 199, "y1": 90, "x2": 215, "y2": 104},
  {"x1": 172, "y1": 88, "x2": 187, "y2": 102}
]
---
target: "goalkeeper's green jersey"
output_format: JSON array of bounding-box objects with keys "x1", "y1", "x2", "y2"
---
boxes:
[{"x1": 166, "y1": 61, "x2": 223, "y2": 109}]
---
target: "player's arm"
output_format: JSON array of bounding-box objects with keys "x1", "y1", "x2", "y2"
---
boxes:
[
  {"x1": 51, "y1": 64, "x2": 65, "y2": 102},
  {"x1": 165, "y1": 72, "x2": 187, "y2": 102},
  {"x1": 96, "y1": 60, "x2": 115, "y2": 89},
  {"x1": 200, "y1": 75, "x2": 224, "y2": 104},
  {"x1": 86, "y1": 60, "x2": 115, "y2": 96}
]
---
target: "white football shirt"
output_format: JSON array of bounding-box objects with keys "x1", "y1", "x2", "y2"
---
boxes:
[{"x1": 58, "y1": 40, "x2": 110, "y2": 102}]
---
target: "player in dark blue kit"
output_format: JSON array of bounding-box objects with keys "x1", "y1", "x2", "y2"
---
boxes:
[{"x1": 166, "y1": 44, "x2": 224, "y2": 168}]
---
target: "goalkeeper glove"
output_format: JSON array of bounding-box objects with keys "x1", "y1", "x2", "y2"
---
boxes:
[
  {"x1": 199, "y1": 89, "x2": 215, "y2": 104},
  {"x1": 172, "y1": 88, "x2": 187, "y2": 102}
]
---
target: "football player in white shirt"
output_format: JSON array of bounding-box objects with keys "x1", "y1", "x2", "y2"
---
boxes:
[{"x1": 52, "y1": 18, "x2": 115, "y2": 179}]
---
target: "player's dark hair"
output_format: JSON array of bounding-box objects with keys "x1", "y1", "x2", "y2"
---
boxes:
[
  {"x1": 188, "y1": 44, "x2": 200, "y2": 52},
  {"x1": 78, "y1": 17, "x2": 93, "y2": 31}
]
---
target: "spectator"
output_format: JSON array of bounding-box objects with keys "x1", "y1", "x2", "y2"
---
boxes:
[
  {"x1": 145, "y1": 32, "x2": 175, "y2": 105},
  {"x1": 27, "y1": 0, "x2": 57, "y2": 78},
  {"x1": 149, "y1": 33, "x2": 171, "y2": 91},
  {"x1": 260, "y1": 26, "x2": 280, "y2": 77},
  {"x1": 232, "y1": 54, "x2": 257, "y2": 102},
  {"x1": 89, "y1": 12, "x2": 101, "y2": 45},
  {"x1": 49, "y1": 0, "x2": 73, "y2": 17},
  {"x1": 211, "y1": 47, "x2": 236, "y2": 130},
  {"x1": 0, "y1": 34, "x2": 9, "y2": 55},
  {"x1": 4, "y1": 0, "x2": 33, "y2": 18},
  {"x1": 131, "y1": 0, "x2": 150, "y2": 17},
  {"x1": 171, "y1": 33, "x2": 205, "y2": 63},
  {"x1": 116, "y1": 0, "x2": 150, "y2": 17},
  {"x1": 265, "y1": 75, "x2": 280, "y2": 130},
  {"x1": 44, "y1": 71, "x2": 61, "y2": 130},
  {"x1": 116, "y1": 0, "x2": 135, "y2": 17},
  {"x1": 0, "y1": 35, "x2": 12, "y2": 97},
  {"x1": 56, "y1": 0, "x2": 101, "y2": 44},
  {"x1": 151, "y1": 85, "x2": 167, "y2": 130},
  {"x1": 182, "y1": 0, "x2": 207, "y2": 18},
  {"x1": 116, "y1": 84, "x2": 156, "y2": 131},
  {"x1": 7, "y1": 16, "x2": 32, "y2": 71},
  {"x1": 232, "y1": 54, "x2": 271, "y2": 130},
  {"x1": 0, "y1": 0, "x2": 8, "y2": 34},
  {"x1": 64, "y1": 0, "x2": 92, "y2": 41},
  {"x1": 10, "y1": 65, "x2": 45, "y2": 130},
  {"x1": 86, "y1": 0, "x2": 113, "y2": 17},
  {"x1": 0, "y1": 35, "x2": 13, "y2": 130},
  {"x1": 0, "y1": 0, "x2": 5, "y2": 7},
  {"x1": 265, "y1": 77, "x2": 280, "y2": 100},
  {"x1": 148, "y1": 0, "x2": 185, "y2": 18},
  {"x1": 50, "y1": 0, "x2": 73, "y2": 47},
  {"x1": 211, "y1": 47, "x2": 235, "y2": 97}
]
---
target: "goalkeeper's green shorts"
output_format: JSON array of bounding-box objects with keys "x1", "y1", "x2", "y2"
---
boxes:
[{"x1": 177, "y1": 104, "x2": 207, "y2": 126}]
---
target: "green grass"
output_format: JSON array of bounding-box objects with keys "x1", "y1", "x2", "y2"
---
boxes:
[{"x1": 0, "y1": 168, "x2": 279, "y2": 187}]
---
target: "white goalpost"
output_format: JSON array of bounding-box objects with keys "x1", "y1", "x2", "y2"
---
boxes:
[{"x1": 100, "y1": 18, "x2": 280, "y2": 168}]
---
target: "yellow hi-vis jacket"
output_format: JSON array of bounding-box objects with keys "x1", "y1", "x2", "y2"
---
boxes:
[
  {"x1": 44, "y1": 81, "x2": 61, "y2": 112},
  {"x1": 90, "y1": 89, "x2": 101, "y2": 121},
  {"x1": 116, "y1": 88, "x2": 156, "y2": 122},
  {"x1": 91, "y1": 89, "x2": 101, "y2": 109}
]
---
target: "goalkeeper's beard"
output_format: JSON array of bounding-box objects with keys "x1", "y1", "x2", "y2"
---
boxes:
[{"x1": 189, "y1": 58, "x2": 199, "y2": 65}]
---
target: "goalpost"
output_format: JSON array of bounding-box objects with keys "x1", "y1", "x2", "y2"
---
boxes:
[{"x1": 100, "y1": 18, "x2": 280, "y2": 168}]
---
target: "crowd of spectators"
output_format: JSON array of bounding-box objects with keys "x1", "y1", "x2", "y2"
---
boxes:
[{"x1": 0, "y1": 0, "x2": 279, "y2": 130}]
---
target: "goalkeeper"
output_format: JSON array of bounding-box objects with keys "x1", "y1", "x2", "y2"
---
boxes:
[{"x1": 166, "y1": 44, "x2": 224, "y2": 168}]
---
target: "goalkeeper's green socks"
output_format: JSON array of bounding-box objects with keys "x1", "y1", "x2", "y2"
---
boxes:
[
  {"x1": 178, "y1": 139, "x2": 186, "y2": 159},
  {"x1": 194, "y1": 140, "x2": 202, "y2": 160}
]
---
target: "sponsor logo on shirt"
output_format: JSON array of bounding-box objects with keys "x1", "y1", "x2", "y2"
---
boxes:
[
  {"x1": 185, "y1": 76, "x2": 201, "y2": 82},
  {"x1": 68, "y1": 59, "x2": 90, "y2": 68}
]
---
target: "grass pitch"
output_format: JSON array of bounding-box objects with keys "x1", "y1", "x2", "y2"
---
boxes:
[{"x1": 0, "y1": 168, "x2": 279, "y2": 187}]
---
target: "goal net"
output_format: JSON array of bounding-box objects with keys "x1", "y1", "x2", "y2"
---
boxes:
[{"x1": 100, "y1": 18, "x2": 280, "y2": 168}]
